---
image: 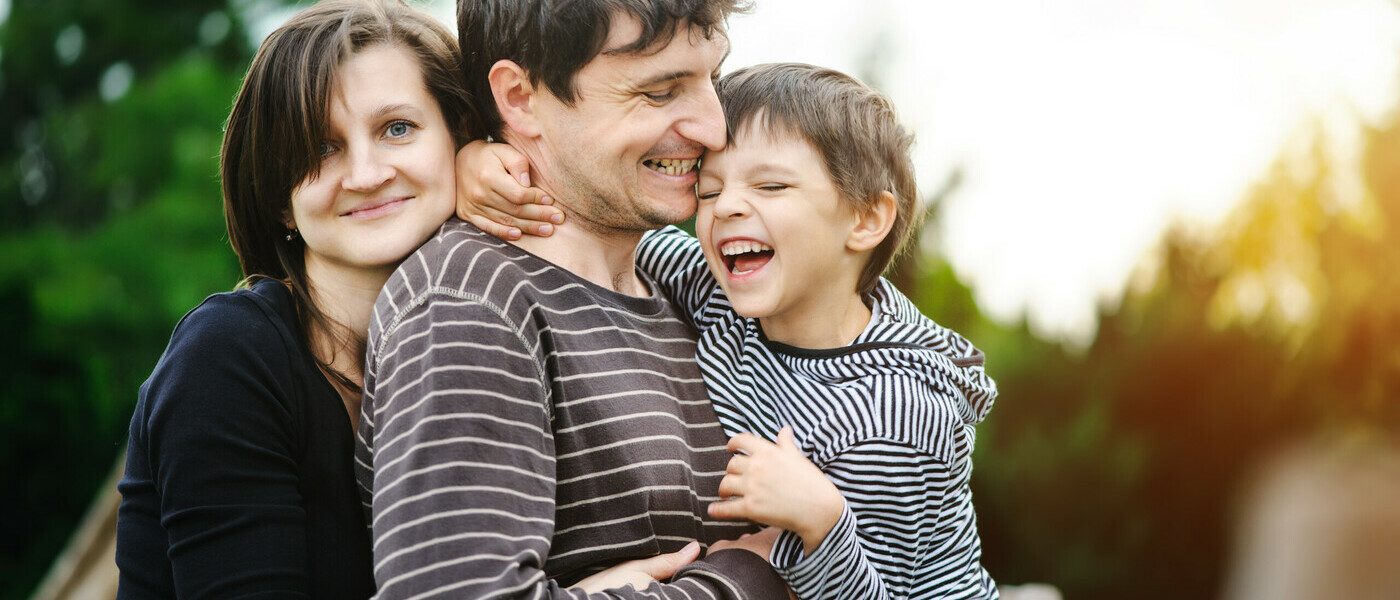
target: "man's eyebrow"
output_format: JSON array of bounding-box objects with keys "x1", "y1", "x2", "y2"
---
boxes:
[{"x1": 634, "y1": 70, "x2": 691, "y2": 89}]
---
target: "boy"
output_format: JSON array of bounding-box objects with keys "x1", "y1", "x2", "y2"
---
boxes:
[
  {"x1": 465, "y1": 62, "x2": 999, "y2": 600},
  {"x1": 633, "y1": 62, "x2": 998, "y2": 600}
]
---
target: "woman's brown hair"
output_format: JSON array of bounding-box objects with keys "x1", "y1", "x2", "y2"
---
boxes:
[{"x1": 221, "y1": 0, "x2": 478, "y2": 392}]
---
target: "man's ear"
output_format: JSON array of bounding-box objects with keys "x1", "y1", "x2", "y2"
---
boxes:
[
  {"x1": 847, "y1": 190, "x2": 898, "y2": 253},
  {"x1": 489, "y1": 59, "x2": 542, "y2": 138}
]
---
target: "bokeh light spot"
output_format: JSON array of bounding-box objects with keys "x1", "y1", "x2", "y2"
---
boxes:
[
  {"x1": 198, "y1": 11, "x2": 231, "y2": 47},
  {"x1": 99, "y1": 62, "x2": 134, "y2": 103},
  {"x1": 55, "y1": 24, "x2": 84, "y2": 65}
]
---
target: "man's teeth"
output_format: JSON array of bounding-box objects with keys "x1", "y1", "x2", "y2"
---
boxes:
[
  {"x1": 645, "y1": 158, "x2": 698, "y2": 175},
  {"x1": 721, "y1": 241, "x2": 773, "y2": 256}
]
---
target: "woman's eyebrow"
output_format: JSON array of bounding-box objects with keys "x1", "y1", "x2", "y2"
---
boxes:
[{"x1": 370, "y1": 103, "x2": 423, "y2": 121}]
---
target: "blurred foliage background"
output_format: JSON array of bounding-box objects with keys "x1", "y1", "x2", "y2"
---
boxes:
[{"x1": 3, "y1": 0, "x2": 1399, "y2": 598}]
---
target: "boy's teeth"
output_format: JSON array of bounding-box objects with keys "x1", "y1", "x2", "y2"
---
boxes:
[
  {"x1": 720, "y1": 241, "x2": 774, "y2": 256},
  {"x1": 645, "y1": 158, "x2": 698, "y2": 175}
]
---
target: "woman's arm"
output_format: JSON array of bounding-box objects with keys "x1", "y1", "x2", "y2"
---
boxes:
[{"x1": 136, "y1": 294, "x2": 313, "y2": 597}]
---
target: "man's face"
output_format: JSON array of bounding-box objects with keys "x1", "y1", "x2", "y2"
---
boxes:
[{"x1": 531, "y1": 14, "x2": 728, "y2": 234}]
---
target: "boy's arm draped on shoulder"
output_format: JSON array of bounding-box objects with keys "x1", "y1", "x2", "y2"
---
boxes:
[{"x1": 635, "y1": 226, "x2": 731, "y2": 329}]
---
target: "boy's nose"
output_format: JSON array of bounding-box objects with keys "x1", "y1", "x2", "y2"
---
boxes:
[{"x1": 712, "y1": 191, "x2": 750, "y2": 218}]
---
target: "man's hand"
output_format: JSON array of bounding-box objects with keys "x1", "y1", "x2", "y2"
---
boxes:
[
  {"x1": 570, "y1": 541, "x2": 701, "y2": 594},
  {"x1": 708, "y1": 427, "x2": 845, "y2": 556},
  {"x1": 454, "y1": 140, "x2": 562, "y2": 240},
  {"x1": 708, "y1": 526, "x2": 782, "y2": 560}
]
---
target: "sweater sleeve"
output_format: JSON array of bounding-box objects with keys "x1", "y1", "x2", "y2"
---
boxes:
[
  {"x1": 138, "y1": 294, "x2": 312, "y2": 598},
  {"x1": 635, "y1": 226, "x2": 730, "y2": 329},
  {"x1": 361, "y1": 294, "x2": 787, "y2": 600},
  {"x1": 770, "y1": 440, "x2": 952, "y2": 600}
]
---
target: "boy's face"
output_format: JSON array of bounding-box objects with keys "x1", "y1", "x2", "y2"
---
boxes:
[{"x1": 695, "y1": 127, "x2": 869, "y2": 336}]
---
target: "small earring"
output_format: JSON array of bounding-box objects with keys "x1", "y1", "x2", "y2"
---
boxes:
[{"x1": 285, "y1": 229, "x2": 299, "y2": 242}]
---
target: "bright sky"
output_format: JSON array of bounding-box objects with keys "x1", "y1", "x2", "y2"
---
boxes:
[
  {"x1": 720, "y1": 0, "x2": 1400, "y2": 345},
  {"x1": 360, "y1": 0, "x2": 1400, "y2": 344}
]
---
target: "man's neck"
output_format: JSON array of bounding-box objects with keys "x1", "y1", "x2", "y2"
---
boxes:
[
  {"x1": 498, "y1": 134, "x2": 652, "y2": 297},
  {"x1": 511, "y1": 225, "x2": 649, "y2": 297}
]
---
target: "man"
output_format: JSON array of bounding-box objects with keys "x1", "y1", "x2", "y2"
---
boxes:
[{"x1": 353, "y1": 1, "x2": 789, "y2": 598}]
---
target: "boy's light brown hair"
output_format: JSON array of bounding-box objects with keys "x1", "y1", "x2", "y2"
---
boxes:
[{"x1": 715, "y1": 62, "x2": 921, "y2": 296}]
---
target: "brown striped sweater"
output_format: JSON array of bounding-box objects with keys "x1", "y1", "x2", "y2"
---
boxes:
[{"x1": 355, "y1": 220, "x2": 787, "y2": 599}]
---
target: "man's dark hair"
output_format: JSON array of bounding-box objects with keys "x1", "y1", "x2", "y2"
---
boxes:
[{"x1": 459, "y1": 0, "x2": 749, "y2": 139}]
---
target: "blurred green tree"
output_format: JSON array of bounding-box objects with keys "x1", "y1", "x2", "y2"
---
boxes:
[
  {"x1": 959, "y1": 108, "x2": 1400, "y2": 600},
  {"x1": 0, "y1": 0, "x2": 284, "y2": 596}
]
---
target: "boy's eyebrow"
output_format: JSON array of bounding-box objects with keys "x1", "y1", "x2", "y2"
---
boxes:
[{"x1": 744, "y1": 162, "x2": 801, "y2": 179}]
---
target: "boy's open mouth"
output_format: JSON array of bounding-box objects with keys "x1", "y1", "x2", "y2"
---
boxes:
[
  {"x1": 720, "y1": 240, "x2": 774, "y2": 275},
  {"x1": 643, "y1": 158, "x2": 698, "y2": 176}
]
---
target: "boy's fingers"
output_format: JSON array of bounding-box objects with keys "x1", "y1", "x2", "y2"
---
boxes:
[
  {"x1": 708, "y1": 497, "x2": 745, "y2": 520},
  {"x1": 717, "y1": 473, "x2": 743, "y2": 498},
  {"x1": 466, "y1": 215, "x2": 521, "y2": 241},
  {"x1": 726, "y1": 453, "x2": 749, "y2": 475},
  {"x1": 776, "y1": 426, "x2": 797, "y2": 450},
  {"x1": 510, "y1": 202, "x2": 565, "y2": 226},
  {"x1": 726, "y1": 432, "x2": 771, "y2": 455},
  {"x1": 489, "y1": 143, "x2": 532, "y2": 188}
]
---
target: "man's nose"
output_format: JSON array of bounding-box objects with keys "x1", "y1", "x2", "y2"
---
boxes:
[{"x1": 676, "y1": 81, "x2": 727, "y2": 152}]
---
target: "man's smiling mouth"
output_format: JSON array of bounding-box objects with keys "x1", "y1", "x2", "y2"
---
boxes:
[{"x1": 644, "y1": 158, "x2": 698, "y2": 176}]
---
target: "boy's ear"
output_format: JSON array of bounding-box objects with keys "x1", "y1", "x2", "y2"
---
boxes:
[
  {"x1": 488, "y1": 59, "x2": 542, "y2": 138},
  {"x1": 846, "y1": 190, "x2": 898, "y2": 253}
]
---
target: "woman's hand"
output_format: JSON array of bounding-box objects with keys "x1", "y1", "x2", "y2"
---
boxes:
[
  {"x1": 454, "y1": 140, "x2": 562, "y2": 240},
  {"x1": 708, "y1": 427, "x2": 845, "y2": 556},
  {"x1": 569, "y1": 541, "x2": 701, "y2": 594}
]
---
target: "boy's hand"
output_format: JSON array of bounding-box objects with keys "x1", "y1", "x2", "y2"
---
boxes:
[
  {"x1": 708, "y1": 427, "x2": 845, "y2": 555},
  {"x1": 569, "y1": 541, "x2": 700, "y2": 594},
  {"x1": 454, "y1": 140, "x2": 563, "y2": 240}
]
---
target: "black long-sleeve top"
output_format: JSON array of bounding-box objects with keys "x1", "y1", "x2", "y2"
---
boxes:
[{"x1": 116, "y1": 279, "x2": 374, "y2": 599}]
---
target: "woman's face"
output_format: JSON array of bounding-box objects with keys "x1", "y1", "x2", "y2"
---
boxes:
[{"x1": 287, "y1": 43, "x2": 456, "y2": 281}]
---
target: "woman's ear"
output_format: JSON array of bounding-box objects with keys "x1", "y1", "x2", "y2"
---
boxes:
[
  {"x1": 847, "y1": 190, "x2": 898, "y2": 253},
  {"x1": 489, "y1": 59, "x2": 542, "y2": 138}
]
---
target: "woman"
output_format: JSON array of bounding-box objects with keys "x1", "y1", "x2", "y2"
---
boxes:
[{"x1": 114, "y1": 1, "x2": 474, "y2": 596}]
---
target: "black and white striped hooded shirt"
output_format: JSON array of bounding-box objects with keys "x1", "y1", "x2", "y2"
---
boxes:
[{"x1": 637, "y1": 226, "x2": 1000, "y2": 600}]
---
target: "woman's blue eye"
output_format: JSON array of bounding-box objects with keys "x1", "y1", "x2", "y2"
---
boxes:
[
  {"x1": 318, "y1": 143, "x2": 335, "y2": 156},
  {"x1": 387, "y1": 121, "x2": 412, "y2": 137}
]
